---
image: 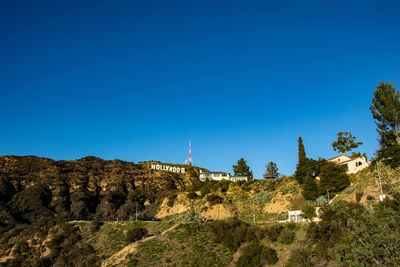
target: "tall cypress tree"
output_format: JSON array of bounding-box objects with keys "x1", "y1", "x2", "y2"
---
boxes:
[
  {"x1": 295, "y1": 137, "x2": 308, "y2": 184},
  {"x1": 298, "y1": 137, "x2": 307, "y2": 165}
]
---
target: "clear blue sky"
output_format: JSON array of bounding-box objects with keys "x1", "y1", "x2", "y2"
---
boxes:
[{"x1": 1, "y1": 1, "x2": 399, "y2": 178}]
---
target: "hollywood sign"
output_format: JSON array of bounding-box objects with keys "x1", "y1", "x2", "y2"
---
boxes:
[{"x1": 151, "y1": 164, "x2": 186, "y2": 173}]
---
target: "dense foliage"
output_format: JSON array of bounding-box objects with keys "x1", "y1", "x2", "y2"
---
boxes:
[
  {"x1": 332, "y1": 131, "x2": 362, "y2": 156},
  {"x1": 126, "y1": 227, "x2": 148, "y2": 242},
  {"x1": 232, "y1": 158, "x2": 253, "y2": 180},
  {"x1": 370, "y1": 82, "x2": 400, "y2": 168},
  {"x1": 288, "y1": 197, "x2": 400, "y2": 266},
  {"x1": 263, "y1": 161, "x2": 279, "y2": 179},
  {"x1": 236, "y1": 242, "x2": 278, "y2": 266}
]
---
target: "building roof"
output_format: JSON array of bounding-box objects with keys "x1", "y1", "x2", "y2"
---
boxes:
[
  {"x1": 328, "y1": 154, "x2": 367, "y2": 163},
  {"x1": 327, "y1": 154, "x2": 351, "y2": 161}
]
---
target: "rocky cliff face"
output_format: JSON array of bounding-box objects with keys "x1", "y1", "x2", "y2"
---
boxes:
[{"x1": 0, "y1": 156, "x2": 202, "y2": 224}]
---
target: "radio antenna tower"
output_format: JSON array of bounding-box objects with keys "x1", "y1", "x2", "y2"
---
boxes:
[{"x1": 185, "y1": 138, "x2": 193, "y2": 166}]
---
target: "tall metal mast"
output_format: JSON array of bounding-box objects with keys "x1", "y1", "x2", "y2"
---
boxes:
[{"x1": 185, "y1": 138, "x2": 193, "y2": 166}]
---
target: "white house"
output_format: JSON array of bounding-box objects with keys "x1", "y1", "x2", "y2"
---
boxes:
[
  {"x1": 199, "y1": 172, "x2": 248, "y2": 182},
  {"x1": 286, "y1": 207, "x2": 321, "y2": 223},
  {"x1": 328, "y1": 155, "x2": 369, "y2": 174}
]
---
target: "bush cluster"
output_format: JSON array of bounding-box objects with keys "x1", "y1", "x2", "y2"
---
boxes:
[
  {"x1": 251, "y1": 191, "x2": 276, "y2": 204},
  {"x1": 236, "y1": 242, "x2": 278, "y2": 266},
  {"x1": 167, "y1": 193, "x2": 178, "y2": 207},
  {"x1": 207, "y1": 218, "x2": 264, "y2": 252},
  {"x1": 265, "y1": 225, "x2": 283, "y2": 242},
  {"x1": 186, "y1": 191, "x2": 197, "y2": 199},
  {"x1": 206, "y1": 194, "x2": 223, "y2": 206},
  {"x1": 291, "y1": 197, "x2": 400, "y2": 266},
  {"x1": 279, "y1": 184, "x2": 297, "y2": 195},
  {"x1": 200, "y1": 185, "x2": 210, "y2": 198},
  {"x1": 126, "y1": 227, "x2": 148, "y2": 243},
  {"x1": 278, "y1": 229, "x2": 295, "y2": 244}
]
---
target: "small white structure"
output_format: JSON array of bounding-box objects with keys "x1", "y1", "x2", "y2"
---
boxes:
[
  {"x1": 199, "y1": 172, "x2": 248, "y2": 182},
  {"x1": 286, "y1": 207, "x2": 321, "y2": 223},
  {"x1": 328, "y1": 155, "x2": 370, "y2": 174}
]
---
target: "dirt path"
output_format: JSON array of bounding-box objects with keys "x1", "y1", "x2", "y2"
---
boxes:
[{"x1": 101, "y1": 223, "x2": 179, "y2": 267}]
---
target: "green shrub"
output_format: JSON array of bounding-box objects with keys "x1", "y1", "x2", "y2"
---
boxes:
[
  {"x1": 236, "y1": 242, "x2": 278, "y2": 266},
  {"x1": 220, "y1": 180, "x2": 231, "y2": 193},
  {"x1": 280, "y1": 184, "x2": 297, "y2": 195},
  {"x1": 315, "y1": 195, "x2": 327, "y2": 205},
  {"x1": 167, "y1": 193, "x2": 178, "y2": 207},
  {"x1": 206, "y1": 194, "x2": 223, "y2": 205},
  {"x1": 301, "y1": 202, "x2": 316, "y2": 219},
  {"x1": 89, "y1": 219, "x2": 103, "y2": 232},
  {"x1": 247, "y1": 191, "x2": 276, "y2": 204},
  {"x1": 344, "y1": 186, "x2": 355, "y2": 194},
  {"x1": 167, "y1": 199, "x2": 174, "y2": 207},
  {"x1": 200, "y1": 185, "x2": 210, "y2": 198},
  {"x1": 285, "y1": 222, "x2": 297, "y2": 230},
  {"x1": 265, "y1": 225, "x2": 282, "y2": 242},
  {"x1": 207, "y1": 218, "x2": 262, "y2": 252},
  {"x1": 286, "y1": 248, "x2": 312, "y2": 267},
  {"x1": 278, "y1": 229, "x2": 295, "y2": 244},
  {"x1": 356, "y1": 192, "x2": 363, "y2": 203},
  {"x1": 126, "y1": 227, "x2": 148, "y2": 242},
  {"x1": 187, "y1": 191, "x2": 197, "y2": 199},
  {"x1": 168, "y1": 193, "x2": 177, "y2": 200},
  {"x1": 277, "y1": 212, "x2": 288, "y2": 221}
]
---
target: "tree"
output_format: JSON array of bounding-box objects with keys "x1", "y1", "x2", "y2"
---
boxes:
[
  {"x1": 295, "y1": 137, "x2": 309, "y2": 184},
  {"x1": 302, "y1": 176, "x2": 319, "y2": 200},
  {"x1": 298, "y1": 137, "x2": 307, "y2": 165},
  {"x1": 263, "y1": 161, "x2": 278, "y2": 179},
  {"x1": 301, "y1": 202, "x2": 316, "y2": 219},
  {"x1": 233, "y1": 158, "x2": 253, "y2": 180},
  {"x1": 318, "y1": 161, "x2": 350, "y2": 194},
  {"x1": 370, "y1": 82, "x2": 400, "y2": 167},
  {"x1": 332, "y1": 132, "x2": 363, "y2": 156}
]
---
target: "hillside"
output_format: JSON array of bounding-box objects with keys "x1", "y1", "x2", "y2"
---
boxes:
[
  {"x1": 1, "y1": 156, "x2": 400, "y2": 266},
  {"x1": 0, "y1": 155, "x2": 206, "y2": 225}
]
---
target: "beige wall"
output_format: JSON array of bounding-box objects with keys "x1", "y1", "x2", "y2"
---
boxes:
[{"x1": 328, "y1": 155, "x2": 369, "y2": 174}]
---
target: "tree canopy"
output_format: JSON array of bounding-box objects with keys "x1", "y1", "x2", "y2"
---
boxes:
[
  {"x1": 232, "y1": 158, "x2": 253, "y2": 180},
  {"x1": 298, "y1": 137, "x2": 307, "y2": 165},
  {"x1": 370, "y1": 82, "x2": 400, "y2": 167},
  {"x1": 332, "y1": 132, "x2": 362, "y2": 156},
  {"x1": 295, "y1": 137, "x2": 310, "y2": 184},
  {"x1": 263, "y1": 161, "x2": 279, "y2": 179}
]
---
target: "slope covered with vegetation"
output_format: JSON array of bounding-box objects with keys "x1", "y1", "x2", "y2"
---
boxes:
[{"x1": 1, "y1": 154, "x2": 400, "y2": 266}]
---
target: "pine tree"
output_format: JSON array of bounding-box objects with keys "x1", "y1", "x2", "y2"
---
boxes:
[
  {"x1": 233, "y1": 158, "x2": 253, "y2": 180},
  {"x1": 332, "y1": 132, "x2": 363, "y2": 156},
  {"x1": 370, "y1": 82, "x2": 400, "y2": 167},
  {"x1": 263, "y1": 161, "x2": 279, "y2": 179}
]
